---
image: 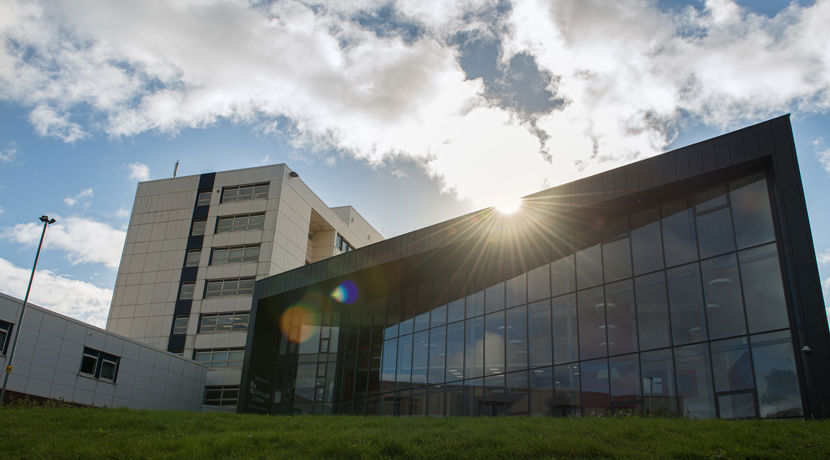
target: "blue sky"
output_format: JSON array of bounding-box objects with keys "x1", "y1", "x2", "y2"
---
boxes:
[{"x1": 0, "y1": 0, "x2": 828, "y2": 327}]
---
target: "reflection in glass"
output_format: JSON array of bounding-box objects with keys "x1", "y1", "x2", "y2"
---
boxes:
[
  {"x1": 731, "y1": 176, "x2": 775, "y2": 249},
  {"x1": 751, "y1": 331, "x2": 803, "y2": 418},
  {"x1": 602, "y1": 234, "x2": 631, "y2": 283},
  {"x1": 445, "y1": 382, "x2": 465, "y2": 416},
  {"x1": 506, "y1": 272, "x2": 527, "y2": 308},
  {"x1": 485, "y1": 282, "x2": 505, "y2": 313},
  {"x1": 464, "y1": 378, "x2": 483, "y2": 416},
  {"x1": 430, "y1": 304, "x2": 447, "y2": 328},
  {"x1": 528, "y1": 300, "x2": 553, "y2": 367},
  {"x1": 605, "y1": 280, "x2": 637, "y2": 355},
  {"x1": 414, "y1": 312, "x2": 430, "y2": 332},
  {"x1": 553, "y1": 294, "x2": 579, "y2": 364},
  {"x1": 446, "y1": 322, "x2": 464, "y2": 382},
  {"x1": 581, "y1": 358, "x2": 610, "y2": 414},
  {"x1": 711, "y1": 337, "x2": 753, "y2": 392},
  {"x1": 507, "y1": 371, "x2": 529, "y2": 415},
  {"x1": 631, "y1": 208, "x2": 663, "y2": 276},
  {"x1": 483, "y1": 374, "x2": 506, "y2": 416},
  {"x1": 465, "y1": 316, "x2": 484, "y2": 379},
  {"x1": 466, "y1": 287, "x2": 484, "y2": 318},
  {"x1": 530, "y1": 367, "x2": 554, "y2": 416},
  {"x1": 641, "y1": 349, "x2": 676, "y2": 414},
  {"x1": 701, "y1": 254, "x2": 746, "y2": 339},
  {"x1": 610, "y1": 354, "x2": 640, "y2": 410},
  {"x1": 576, "y1": 244, "x2": 603, "y2": 289},
  {"x1": 635, "y1": 273, "x2": 671, "y2": 350},
  {"x1": 528, "y1": 264, "x2": 551, "y2": 302},
  {"x1": 448, "y1": 297, "x2": 465, "y2": 323},
  {"x1": 718, "y1": 392, "x2": 755, "y2": 419},
  {"x1": 396, "y1": 334, "x2": 412, "y2": 385},
  {"x1": 551, "y1": 255, "x2": 576, "y2": 297},
  {"x1": 381, "y1": 339, "x2": 397, "y2": 393},
  {"x1": 428, "y1": 385, "x2": 445, "y2": 416},
  {"x1": 428, "y1": 326, "x2": 446, "y2": 385},
  {"x1": 662, "y1": 200, "x2": 697, "y2": 267},
  {"x1": 740, "y1": 244, "x2": 789, "y2": 333},
  {"x1": 506, "y1": 306, "x2": 528, "y2": 371},
  {"x1": 667, "y1": 264, "x2": 707, "y2": 346},
  {"x1": 578, "y1": 287, "x2": 606, "y2": 360},
  {"x1": 411, "y1": 387, "x2": 428, "y2": 416},
  {"x1": 484, "y1": 311, "x2": 505, "y2": 375},
  {"x1": 675, "y1": 344, "x2": 715, "y2": 418},
  {"x1": 412, "y1": 331, "x2": 429, "y2": 385},
  {"x1": 696, "y1": 207, "x2": 735, "y2": 259},
  {"x1": 553, "y1": 363, "x2": 581, "y2": 416}
]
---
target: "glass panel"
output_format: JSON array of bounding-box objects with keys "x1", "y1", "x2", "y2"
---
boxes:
[
  {"x1": 696, "y1": 207, "x2": 735, "y2": 259},
  {"x1": 662, "y1": 200, "x2": 697, "y2": 267},
  {"x1": 179, "y1": 283, "x2": 194, "y2": 300},
  {"x1": 605, "y1": 279, "x2": 637, "y2": 355},
  {"x1": 428, "y1": 326, "x2": 446, "y2": 385},
  {"x1": 396, "y1": 334, "x2": 412, "y2": 386},
  {"x1": 576, "y1": 244, "x2": 603, "y2": 289},
  {"x1": 718, "y1": 392, "x2": 756, "y2": 419},
  {"x1": 411, "y1": 387, "x2": 428, "y2": 416},
  {"x1": 414, "y1": 312, "x2": 430, "y2": 332},
  {"x1": 696, "y1": 186, "x2": 728, "y2": 213},
  {"x1": 465, "y1": 316, "x2": 484, "y2": 379},
  {"x1": 191, "y1": 219, "x2": 206, "y2": 236},
  {"x1": 430, "y1": 304, "x2": 446, "y2": 328},
  {"x1": 740, "y1": 244, "x2": 789, "y2": 333},
  {"x1": 610, "y1": 354, "x2": 640, "y2": 409},
  {"x1": 578, "y1": 287, "x2": 606, "y2": 360},
  {"x1": 445, "y1": 381, "x2": 465, "y2": 416},
  {"x1": 701, "y1": 254, "x2": 746, "y2": 339},
  {"x1": 185, "y1": 250, "x2": 201, "y2": 267},
  {"x1": 445, "y1": 322, "x2": 464, "y2": 382},
  {"x1": 530, "y1": 367, "x2": 553, "y2": 416},
  {"x1": 80, "y1": 355, "x2": 97, "y2": 375},
  {"x1": 711, "y1": 337, "x2": 753, "y2": 392},
  {"x1": 506, "y1": 305, "x2": 528, "y2": 371},
  {"x1": 447, "y1": 298, "x2": 465, "y2": 324},
  {"x1": 506, "y1": 273, "x2": 527, "y2": 307},
  {"x1": 551, "y1": 255, "x2": 576, "y2": 297},
  {"x1": 581, "y1": 358, "x2": 610, "y2": 415},
  {"x1": 483, "y1": 374, "x2": 506, "y2": 416},
  {"x1": 528, "y1": 300, "x2": 552, "y2": 367},
  {"x1": 641, "y1": 349, "x2": 676, "y2": 415},
  {"x1": 428, "y1": 385, "x2": 445, "y2": 416},
  {"x1": 485, "y1": 282, "x2": 505, "y2": 313},
  {"x1": 731, "y1": 175, "x2": 775, "y2": 248},
  {"x1": 506, "y1": 371, "x2": 529, "y2": 415},
  {"x1": 464, "y1": 378, "x2": 483, "y2": 416},
  {"x1": 635, "y1": 272, "x2": 671, "y2": 350},
  {"x1": 553, "y1": 363, "x2": 581, "y2": 416},
  {"x1": 466, "y1": 288, "x2": 484, "y2": 318},
  {"x1": 527, "y1": 264, "x2": 551, "y2": 302},
  {"x1": 631, "y1": 208, "x2": 663, "y2": 276},
  {"x1": 602, "y1": 234, "x2": 631, "y2": 284},
  {"x1": 667, "y1": 263, "x2": 707, "y2": 346},
  {"x1": 552, "y1": 294, "x2": 578, "y2": 365},
  {"x1": 484, "y1": 311, "x2": 504, "y2": 376},
  {"x1": 751, "y1": 331, "x2": 803, "y2": 418},
  {"x1": 399, "y1": 318, "x2": 413, "y2": 336},
  {"x1": 412, "y1": 331, "x2": 429, "y2": 385},
  {"x1": 675, "y1": 343, "x2": 715, "y2": 419}
]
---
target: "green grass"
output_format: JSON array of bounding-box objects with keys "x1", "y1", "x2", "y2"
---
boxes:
[{"x1": 0, "y1": 408, "x2": 828, "y2": 459}]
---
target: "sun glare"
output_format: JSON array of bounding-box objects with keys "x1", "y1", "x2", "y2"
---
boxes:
[{"x1": 495, "y1": 198, "x2": 522, "y2": 214}]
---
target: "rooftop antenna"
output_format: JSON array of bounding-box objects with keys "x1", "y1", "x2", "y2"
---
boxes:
[{"x1": 173, "y1": 160, "x2": 179, "y2": 178}]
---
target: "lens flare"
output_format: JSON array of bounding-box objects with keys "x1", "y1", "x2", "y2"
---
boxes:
[
  {"x1": 279, "y1": 305, "x2": 320, "y2": 343},
  {"x1": 330, "y1": 280, "x2": 358, "y2": 304}
]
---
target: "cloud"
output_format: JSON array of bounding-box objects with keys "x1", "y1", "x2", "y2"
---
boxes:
[
  {"x1": 0, "y1": 141, "x2": 18, "y2": 162},
  {"x1": 127, "y1": 162, "x2": 150, "y2": 182},
  {"x1": 1, "y1": 0, "x2": 830, "y2": 209},
  {"x1": 819, "y1": 249, "x2": 830, "y2": 265},
  {"x1": 0, "y1": 257, "x2": 111, "y2": 327},
  {"x1": 817, "y1": 148, "x2": 830, "y2": 174},
  {"x1": 2, "y1": 216, "x2": 126, "y2": 269},
  {"x1": 114, "y1": 207, "x2": 130, "y2": 219},
  {"x1": 63, "y1": 187, "x2": 93, "y2": 207}
]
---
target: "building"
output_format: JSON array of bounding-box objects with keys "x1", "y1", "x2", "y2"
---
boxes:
[
  {"x1": 106, "y1": 164, "x2": 383, "y2": 410},
  {"x1": 0, "y1": 293, "x2": 206, "y2": 409},
  {"x1": 239, "y1": 115, "x2": 830, "y2": 419}
]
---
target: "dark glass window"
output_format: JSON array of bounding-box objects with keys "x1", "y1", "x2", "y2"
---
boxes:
[
  {"x1": 428, "y1": 326, "x2": 446, "y2": 385},
  {"x1": 412, "y1": 331, "x2": 429, "y2": 385},
  {"x1": 445, "y1": 381, "x2": 465, "y2": 415},
  {"x1": 446, "y1": 322, "x2": 464, "y2": 382},
  {"x1": 173, "y1": 315, "x2": 188, "y2": 334},
  {"x1": 667, "y1": 264, "x2": 707, "y2": 346},
  {"x1": 661, "y1": 200, "x2": 697, "y2": 267},
  {"x1": 428, "y1": 385, "x2": 445, "y2": 416},
  {"x1": 610, "y1": 354, "x2": 640, "y2": 409},
  {"x1": 530, "y1": 367, "x2": 554, "y2": 416},
  {"x1": 631, "y1": 208, "x2": 663, "y2": 275},
  {"x1": 396, "y1": 334, "x2": 413, "y2": 385},
  {"x1": 711, "y1": 337, "x2": 753, "y2": 392},
  {"x1": 430, "y1": 304, "x2": 446, "y2": 328},
  {"x1": 695, "y1": 187, "x2": 735, "y2": 259},
  {"x1": 602, "y1": 227, "x2": 631, "y2": 283},
  {"x1": 484, "y1": 311, "x2": 504, "y2": 376},
  {"x1": 414, "y1": 312, "x2": 429, "y2": 332},
  {"x1": 701, "y1": 254, "x2": 746, "y2": 339},
  {"x1": 635, "y1": 272, "x2": 671, "y2": 350},
  {"x1": 605, "y1": 279, "x2": 637, "y2": 355},
  {"x1": 191, "y1": 219, "x2": 206, "y2": 236},
  {"x1": 576, "y1": 244, "x2": 603, "y2": 289},
  {"x1": 750, "y1": 331, "x2": 803, "y2": 418},
  {"x1": 730, "y1": 176, "x2": 775, "y2": 248},
  {"x1": 221, "y1": 183, "x2": 269, "y2": 202},
  {"x1": 203, "y1": 385, "x2": 239, "y2": 406},
  {"x1": 0, "y1": 320, "x2": 11, "y2": 354},
  {"x1": 381, "y1": 339, "x2": 397, "y2": 389},
  {"x1": 506, "y1": 272, "x2": 527, "y2": 307},
  {"x1": 551, "y1": 255, "x2": 576, "y2": 297},
  {"x1": 553, "y1": 363, "x2": 580, "y2": 416},
  {"x1": 80, "y1": 352, "x2": 97, "y2": 375},
  {"x1": 483, "y1": 374, "x2": 506, "y2": 416},
  {"x1": 739, "y1": 244, "x2": 789, "y2": 333},
  {"x1": 205, "y1": 277, "x2": 254, "y2": 297},
  {"x1": 216, "y1": 213, "x2": 265, "y2": 233},
  {"x1": 528, "y1": 300, "x2": 552, "y2": 367},
  {"x1": 485, "y1": 282, "x2": 505, "y2": 313},
  {"x1": 641, "y1": 349, "x2": 676, "y2": 414},
  {"x1": 465, "y1": 316, "x2": 484, "y2": 379},
  {"x1": 675, "y1": 343, "x2": 715, "y2": 419},
  {"x1": 464, "y1": 378, "x2": 483, "y2": 416},
  {"x1": 506, "y1": 371, "x2": 529, "y2": 415},
  {"x1": 185, "y1": 249, "x2": 201, "y2": 267},
  {"x1": 527, "y1": 264, "x2": 551, "y2": 302},
  {"x1": 466, "y1": 286, "x2": 484, "y2": 318},
  {"x1": 179, "y1": 282, "x2": 195, "y2": 300},
  {"x1": 718, "y1": 392, "x2": 756, "y2": 419},
  {"x1": 506, "y1": 305, "x2": 528, "y2": 371},
  {"x1": 79, "y1": 347, "x2": 119, "y2": 383},
  {"x1": 578, "y1": 287, "x2": 606, "y2": 360},
  {"x1": 552, "y1": 294, "x2": 578, "y2": 364},
  {"x1": 211, "y1": 244, "x2": 260, "y2": 264},
  {"x1": 197, "y1": 190, "x2": 212, "y2": 206},
  {"x1": 581, "y1": 358, "x2": 610, "y2": 415},
  {"x1": 447, "y1": 297, "x2": 464, "y2": 324}
]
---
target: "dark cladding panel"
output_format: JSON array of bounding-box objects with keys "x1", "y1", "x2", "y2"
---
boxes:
[
  {"x1": 687, "y1": 143, "x2": 704, "y2": 178},
  {"x1": 728, "y1": 129, "x2": 747, "y2": 166},
  {"x1": 701, "y1": 140, "x2": 717, "y2": 173}
]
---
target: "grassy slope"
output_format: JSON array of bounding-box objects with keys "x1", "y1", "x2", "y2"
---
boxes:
[{"x1": 0, "y1": 409, "x2": 828, "y2": 459}]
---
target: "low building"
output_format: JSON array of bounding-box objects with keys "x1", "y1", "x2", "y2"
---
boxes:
[
  {"x1": 239, "y1": 115, "x2": 829, "y2": 419},
  {"x1": 0, "y1": 293, "x2": 206, "y2": 409}
]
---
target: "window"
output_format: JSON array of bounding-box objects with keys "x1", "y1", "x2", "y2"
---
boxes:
[
  {"x1": 173, "y1": 315, "x2": 189, "y2": 334},
  {"x1": 203, "y1": 385, "x2": 240, "y2": 406},
  {"x1": 79, "y1": 347, "x2": 120, "y2": 383},
  {"x1": 0, "y1": 320, "x2": 11, "y2": 354},
  {"x1": 179, "y1": 282, "x2": 195, "y2": 300},
  {"x1": 216, "y1": 213, "x2": 265, "y2": 233},
  {"x1": 185, "y1": 249, "x2": 201, "y2": 268},
  {"x1": 194, "y1": 347, "x2": 245, "y2": 367},
  {"x1": 191, "y1": 219, "x2": 207, "y2": 236},
  {"x1": 199, "y1": 312, "x2": 250, "y2": 333},
  {"x1": 205, "y1": 277, "x2": 254, "y2": 297},
  {"x1": 336, "y1": 233, "x2": 354, "y2": 252},
  {"x1": 221, "y1": 183, "x2": 269, "y2": 203},
  {"x1": 210, "y1": 244, "x2": 260, "y2": 265},
  {"x1": 197, "y1": 190, "x2": 212, "y2": 207}
]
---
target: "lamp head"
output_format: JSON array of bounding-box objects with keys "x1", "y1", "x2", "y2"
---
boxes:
[{"x1": 39, "y1": 216, "x2": 56, "y2": 224}]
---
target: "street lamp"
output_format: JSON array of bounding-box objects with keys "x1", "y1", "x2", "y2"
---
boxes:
[{"x1": 0, "y1": 215, "x2": 56, "y2": 407}]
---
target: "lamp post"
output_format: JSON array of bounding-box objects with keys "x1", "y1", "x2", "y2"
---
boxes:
[{"x1": 0, "y1": 215, "x2": 55, "y2": 407}]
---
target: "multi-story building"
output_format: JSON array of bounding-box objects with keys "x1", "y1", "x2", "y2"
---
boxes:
[
  {"x1": 239, "y1": 116, "x2": 830, "y2": 419},
  {"x1": 106, "y1": 164, "x2": 383, "y2": 410}
]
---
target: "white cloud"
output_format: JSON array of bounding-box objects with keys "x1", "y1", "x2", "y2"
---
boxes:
[
  {"x1": 114, "y1": 207, "x2": 130, "y2": 219},
  {"x1": 63, "y1": 187, "x2": 93, "y2": 207},
  {"x1": 0, "y1": 141, "x2": 17, "y2": 162},
  {"x1": 127, "y1": 162, "x2": 150, "y2": 182},
  {"x1": 0, "y1": 257, "x2": 111, "y2": 327},
  {"x1": 819, "y1": 249, "x2": 830, "y2": 265},
  {"x1": 2, "y1": 216, "x2": 126, "y2": 269},
  {"x1": 817, "y1": 148, "x2": 830, "y2": 174},
  {"x1": 1, "y1": 0, "x2": 830, "y2": 208}
]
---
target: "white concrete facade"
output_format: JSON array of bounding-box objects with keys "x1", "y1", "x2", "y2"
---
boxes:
[
  {"x1": 106, "y1": 163, "x2": 382, "y2": 410},
  {"x1": 0, "y1": 293, "x2": 206, "y2": 410}
]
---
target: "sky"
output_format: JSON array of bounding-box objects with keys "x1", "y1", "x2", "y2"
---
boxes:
[{"x1": 0, "y1": 0, "x2": 829, "y2": 328}]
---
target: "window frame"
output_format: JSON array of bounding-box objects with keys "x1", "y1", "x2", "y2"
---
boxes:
[
  {"x1": 204, "y1": 277, "x2": 255, "y2": 298},
  {"x1": 198, "y1": 312, "x2": 251, "y2": 333},
  {"x1": 179, "y1": 282, "x2": 195, "y2": 300},
  {"x1": 203, "y1": 385, "x2": 240, "y2": 406},
  {"x1": 210, "y1": 244, "x2": 260, "y2": 265},
  {"x1": 191, "y1": 218, "x2": 207, "y2": 236},
  {"x1": 196, "y1": 190, "x2": 212, "y2": 207},
  {"x1": 184, "y1": 249, "x2": 201, "y2": 268},
  {"x1": 0, "y1": 320, "x2": 11, "y2": 355},
  {"x1": 173, "y1": 315, "x2": 189, "y2": 334},
  {"x1": 215, "y1": 213, "x2": 265, "y2": 233},
  {"x1": 78, "y1": 347, "x2": 120, "y2": 383},
  {"x1": 193, "y1": 347, "x2": 245, "y2": 367},
  {"x1": 221, "y1": 183, "x2": 270, "y2": 203}
]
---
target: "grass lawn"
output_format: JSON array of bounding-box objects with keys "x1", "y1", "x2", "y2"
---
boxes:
[{"x1": 0, "y1": 408, "x2": 828, "y2": 459}]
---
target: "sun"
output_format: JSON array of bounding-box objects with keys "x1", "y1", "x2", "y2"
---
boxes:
[{"x1": 495, "y1": 197, "x2": 523, "y2": 214}]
